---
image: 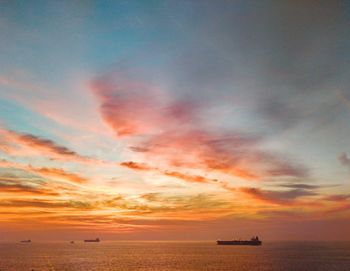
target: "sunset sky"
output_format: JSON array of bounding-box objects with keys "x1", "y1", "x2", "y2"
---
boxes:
[{"x1": 0, "y1": 1, "x2": 349, "y2": 241}]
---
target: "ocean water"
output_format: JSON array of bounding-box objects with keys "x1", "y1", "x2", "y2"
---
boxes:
[{"x1": 0, "y1": 241, "x2": 349, "y2": 271}]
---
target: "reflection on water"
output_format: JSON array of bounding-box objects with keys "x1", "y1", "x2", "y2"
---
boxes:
[{"x1": 0, "y1": 241, "x2": 349, "y2": 271}]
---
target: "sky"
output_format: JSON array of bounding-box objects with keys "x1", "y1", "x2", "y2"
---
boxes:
[{"x1": 0, "y1": 0, "x2": 349, "y2": 241}]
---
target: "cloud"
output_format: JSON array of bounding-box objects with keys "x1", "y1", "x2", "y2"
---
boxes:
[
  {"x1": 120, "y1": 161, "x2": 156, "y2": 171},
  {"x1": 338, "y1": 152, "x2": 350, "y2": 168},
  {"x1": 0, "y1": 178, "x2": 59, "y2": 196},
  {"x1": 134, "y1": 129, "x2": 307, "y2": 180},
  {"x1": 18, "y1": 134, "x2": 77, "y2": 156},
  {"x1": 29, "y1": 167, "x2": 88, "y2": 184},
  {"x1": 1, "y1": 191, "x2": 233, "y2": 224},
  {"x1": 92, "y1": 73, "x2": 308, "y2": 181},
  {"x1": 91, "y1": 72, "x2": 197, "y2": 137},
  {"x1": 121, "y1": 161, "x2": 217, "y2": 184},
  {"x1": 280, "y1": 183, "x2": 321, "y2": 190},
  {"x1": 0, "y1": 128, "x2": 98, "y2": 163},
  {"x1": 6, "y1": 129, "x2": 85, "y2": 158},
  {"x1": 0, "y1": 159, "x2": 89, "y2": 186},
  {"x1": 163, "y1": 171, "x2": 217, "y2": 184},
  {"x1": 0, "y1": 73, "x2": 110, "y2": 137},
  {"x1": 323, "y1": 194, "x2": 350, "y2": 202},
  {"x1": 149, "y1": 1, "x2": 348, "y2": 140},
  {"x1": 240, "y1": 187, "x2": 317, "y2": 205},
  {"x1": 257, "y1": 209, "x2": 307, "y2": 220},
  {"x1": 0, "y1": 199, "x2": 92, "y2": 209}
]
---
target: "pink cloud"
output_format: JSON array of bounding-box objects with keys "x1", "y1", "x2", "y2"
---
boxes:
[
  {"x1": 91, "y1": 72, "x2": 198, "y2": 137},
  {"x1": 132, "y1": 129, "x2": 307, "y2": 180},
  {"x1": 0, "y1": 73, "x2": 109, "y2": 137},
  {"x1": 91, "y1": 71, "x2": 308, "y2": 181}
]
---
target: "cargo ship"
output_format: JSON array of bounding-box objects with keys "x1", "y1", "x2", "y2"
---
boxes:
[
  {"x1": 20, "y1": 240, "x2": 31, "y2": 243},
  {"x1": 84, "y1": 238, "x2": 100, "y2": 242},
  {"x1": 217, "y1": 236, "x2": 262, "y2": 246}
]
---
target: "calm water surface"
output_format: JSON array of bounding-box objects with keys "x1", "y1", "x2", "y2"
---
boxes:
[{"x1": 0, "y1": 241, "x2": 349, "y2": 271}]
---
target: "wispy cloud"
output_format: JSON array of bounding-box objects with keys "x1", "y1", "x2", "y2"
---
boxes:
[
  {"x1": 240, "y1": 187, "x2": 318, "y2": 205},
  {"x1": 163, "y1": 171, "x2": 218, "y2": 184},
  {"x1": 338, "y1": 152, "x2": 350, "y2": 168},
  {"x1": 279, "y1": 183, "x2": 322, "y2": 190},
  {"x1": 0, "y1": 178, "x2": 59, "y2": 196},
  {"x1": 29, "y1": 167, "x2": 88, "y2": 184},
  {"x1": 120, "y1": 161, "x2": 155, "y2": 171},
  {"x1": 0, "y1": 73, "x2": 109, "y2": 136},
  {"x1": 3, "y1": 129, "x2": 88, "y2": 160},
  {"x1": 120, "y1": 161, "x2": 217, "y2": 185},
  {"x1": 92, "y1": 72, "x2": 308, "y2": 181},
  {"x1": 0, "y1": 129, "x2": 106, "y2": 165},
  {"x1": 323, "y1": 194, "x2": 350, "y2": 202},
  {"x1": 0, "y1": 159, "x2": 89, "y2": 185}
]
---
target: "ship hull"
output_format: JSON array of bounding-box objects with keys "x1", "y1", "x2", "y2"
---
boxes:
[
  {"x1": 217, "y1": 240, "x2": 262, "y2": 246},
  {"x1": 84, "y1": 238, "x2": 100, "y2": 242}
]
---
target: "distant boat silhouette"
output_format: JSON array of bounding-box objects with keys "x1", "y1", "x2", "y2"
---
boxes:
[
  {"x1": 84, "y1": 238, "x2": 100, "y2": 242},
  {"x1": 217, "y1": 236, "x2": 262, "y2": 246},
  {"x1": 20, "y1": 239, "x2": 31, "y2": 243},
  {"x1": 70, "y1": 241, "x2": 75, "y2": 244}
]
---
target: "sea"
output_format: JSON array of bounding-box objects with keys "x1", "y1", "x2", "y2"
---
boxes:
[{"x1": 0, "y1": 241, "x2": 349, "y2": 271}]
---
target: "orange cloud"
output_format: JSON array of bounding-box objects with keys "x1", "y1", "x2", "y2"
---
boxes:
[
  {"x1": 29, "y1": 167, "x2": 88, "y2": 184},
  {"x1": 163, "y1": 171, "x2": 217, "y2": 184},
  {"x1": 120, "y1": 161, "x2": 156, "y2": 171},
  {"x1": 121, "y1": 161, "x2": 217, "y2": 185},
  {"x1": 0, "y1": 159, "x2": 89, "y2": 185},
  {"x1": 0, "y1": 179, "x2": 59, "y2": 196},
  {"x1": 0, "y1": 129, "x2": 108, "y2": 165}
]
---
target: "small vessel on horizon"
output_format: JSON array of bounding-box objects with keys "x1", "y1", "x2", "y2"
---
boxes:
[
  {"x1": 217, "y1": 236, "x2": 262, "y2": 246},
  {"x1": 20, "y1": 239, "x2": 31, "y2": 243},
  {"x1": 84, "y1": 238, "x2": 100, "y2": 242}
]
